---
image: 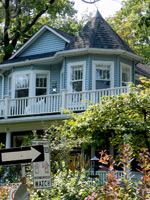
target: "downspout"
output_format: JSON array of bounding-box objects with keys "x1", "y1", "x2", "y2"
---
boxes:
[{"x1": 0, "y1": 73, "x2": 4, "y2": 99}]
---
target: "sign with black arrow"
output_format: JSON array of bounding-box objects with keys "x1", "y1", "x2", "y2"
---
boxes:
[{"x1": 0, "y1": 145, "x2": 44, "y2": 165}]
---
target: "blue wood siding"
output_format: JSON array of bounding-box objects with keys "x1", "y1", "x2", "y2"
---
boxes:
[
  {"x1": 19, "y1": 30, "x2": 66, "y2": 57},
  {"x1": 50, "y1": 64, "x2": 61, "y2": 94},
  {"x1": 0, "y1": 77, "x2": 2, "y2": 99}
]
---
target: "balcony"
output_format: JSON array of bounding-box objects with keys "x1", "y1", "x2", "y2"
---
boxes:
[{"x1": 0, "y1": 86, "x2": 129, "y2": 119}]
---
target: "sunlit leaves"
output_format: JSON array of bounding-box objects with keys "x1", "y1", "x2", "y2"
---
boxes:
[{"x1": 107, "y1": 0, "x2": 150, "y2": 63}]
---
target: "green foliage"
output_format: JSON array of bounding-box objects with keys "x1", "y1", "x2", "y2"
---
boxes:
[
  {"x1": 63, "y1": 79, "x2": 150, "y2": 156},
  {"x1": 50, "y1": 169, "x2": 96, "y2": 200},
  {"x1": 107, "y1": 0, "x2": 150, "y2": 63},
  {"x1": 23, "y1": 123, "x2": 86, "y2": 173},
  {"x1": 0, "y1": 0, "x2": 82, "y2": 61}
]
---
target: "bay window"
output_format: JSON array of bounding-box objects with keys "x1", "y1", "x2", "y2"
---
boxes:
[
  {"x1": 9, "y1": 70, "x2": 49, "y2": 98},
  {"x1": 92, "y1": 61, "x2": 114, "y2": 90},
  {"x1": 15, "y1": 74, "x2": 30, "y2": 98},
  {"x1": 68, "y1": 61, "x2": 86, "y2": 92},
  {"x1": 120, "y1": 63, "x2": 132, "y2": 86}
]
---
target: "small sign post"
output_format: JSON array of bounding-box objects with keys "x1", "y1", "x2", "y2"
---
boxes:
[{"x1": 32, "y1": 140, "x2": 51, "y2": 189}]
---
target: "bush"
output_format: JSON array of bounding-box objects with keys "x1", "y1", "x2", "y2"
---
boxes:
[{"x1": 84, "y1": 144, "x2": 150, "y2": 200}]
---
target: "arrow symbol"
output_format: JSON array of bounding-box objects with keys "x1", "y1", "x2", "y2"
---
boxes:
[{"x1": 1, "y1": 146, "x2": 43, "y2": 164}]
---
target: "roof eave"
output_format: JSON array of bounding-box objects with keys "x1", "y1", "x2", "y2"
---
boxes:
[{"x1": 0, "y1": 48, "x2": 143, "y2": 69}]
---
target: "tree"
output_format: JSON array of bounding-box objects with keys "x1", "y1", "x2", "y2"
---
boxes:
[
  {"x1": 0, "y1": 0, "x2": 77, "y2": 61},
  {"x1": 62, "y1": 79, "x2": 150, "y2": 156},
  {"x1": 107, "y1": 0, "x2": 150, "y2": 63}
]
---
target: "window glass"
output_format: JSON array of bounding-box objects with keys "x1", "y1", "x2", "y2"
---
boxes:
[
  {"x1": 15, "y1": 74, "x2": 29, "y2": 98},
  {"x1": 121, "y1": 66, "x2": 131, "y2": 86},
  {"x1": 96, "y1": 64, "x2": 110, "y2": 89},
  {"x1": 8, "y1": 76, "x2": 12, "y2": 97},
  {"x1": 36, "y1": 74, "x2": 47, "y2": 96},
  {"x1": 71, "y1": 66, "x2": 83, "y2": 92}
]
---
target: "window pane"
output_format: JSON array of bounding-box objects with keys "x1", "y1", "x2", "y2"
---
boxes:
[
  {"x1": 36, "y1": 89, "x2": 47, "y2": 96},
  {"x1": 96, "y1": 66, "x2": 110, "y2": 80},
  {"x1": 122, "y1": 66, "x2": 131, "y2": 86},
  {"x1": 15, "y1": 74, "x2": 29, "y2": 89},
  {"x1": 15, "y1": 89, "x2": 29, "y2": 98},
  {"x1": 96, "y1": 80, "x2": 110, "y2": 89},
  {"x1": 71, "y1": 67, "x2": 83, "y2": 81},
  {"x1": 36, "y1": 74, "x2": 47, "y2": 87},
  {"x1": 72, "y1": 81, "x2": 82, "y2": 92}
]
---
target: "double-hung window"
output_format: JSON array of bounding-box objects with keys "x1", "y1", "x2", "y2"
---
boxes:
[
  {"x1": 92, "y1": 61, "x2": 114, "y2": 90},
  {"x1": 120, "y1": 63, "x2": 131, "y2": 86},
  {"x1": 71, "y1": 66, "x2": 83, "y2": 92},
  {"x1": 36, "y1": 74, "x2": 47, "y2": 96},
  {"x1": 68, "y1": 61, "x2": 86, "y2": 92},
  {"x1": 15, "y1": 74, "x2": 30, "y2": 98}
]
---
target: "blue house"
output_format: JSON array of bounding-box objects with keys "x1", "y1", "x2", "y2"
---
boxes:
[{"x1": 0, "y1": 11, "x2": 142, "y2": 153}]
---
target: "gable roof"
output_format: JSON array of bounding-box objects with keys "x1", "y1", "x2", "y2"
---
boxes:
[
  {"x1": 10, "y1": 25, "x2": 74, "y2": 59},
  {"x1": 65, "y1": 11, "x2": 135, "y2": 54}
]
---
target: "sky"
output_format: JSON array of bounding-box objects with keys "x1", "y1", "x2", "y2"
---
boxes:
[{"x1": 74, "y1": 0, "x2": 123, "y2": 19}]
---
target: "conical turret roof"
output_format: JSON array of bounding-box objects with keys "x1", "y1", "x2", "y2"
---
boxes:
[{"x1": 65, "y1": 10, "x2": 135, "y2": 54}]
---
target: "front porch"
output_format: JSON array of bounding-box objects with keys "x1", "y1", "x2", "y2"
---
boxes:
[{"x1": 0, "y1": 86, "x2": 129, "y2": 119}]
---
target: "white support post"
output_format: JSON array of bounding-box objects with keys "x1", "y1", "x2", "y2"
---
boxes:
[
  {"x1": 4, "y1": 95, "x2": 9, "y2": 119},
  {"x1": 5, "y1": 131, "x2": 11, "y2": 148},
  {"x1": 61, "y1": 89, "x2": 68, "y2": 113}
]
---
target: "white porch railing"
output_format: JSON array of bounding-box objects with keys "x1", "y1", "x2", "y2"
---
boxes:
[
  {"x1": 1, "y1": 86, "x2": 129, "y2": 118},
  {"x1": 7, "y1": 94, "x2": 61, "y2": 117},
  {"x1": 66, "y1": 86, "x2": 129, "y2": 111},
  {"x1": 90, "y1": 170, "x2": 143, "y2": 185}
]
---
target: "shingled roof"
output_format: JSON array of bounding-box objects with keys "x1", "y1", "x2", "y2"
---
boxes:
[
  {"x1": 135, "y1": 63, "x2": 150, "y2": 78},
  {"x1": 65, "y1": 10, "x2": 135, "y2": 54}
]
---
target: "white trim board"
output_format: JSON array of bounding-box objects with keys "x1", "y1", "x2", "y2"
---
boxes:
[
  {"x1": 1, "y1": 48, "x2": 143, "y2": 70},
  {"x1": 67, "y1": 61, "x2": 86, "y2": 92}
]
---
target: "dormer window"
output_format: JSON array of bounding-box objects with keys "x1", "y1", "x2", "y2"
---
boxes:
[
  {"x1": 92, "y1": 61, "x2": 114, "y2": 90},
  {"x1": 68, "y1": 61, "x2": 86, "y2": 92}
]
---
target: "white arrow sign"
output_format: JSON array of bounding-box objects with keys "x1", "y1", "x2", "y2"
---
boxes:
[
  {"x1": 0, "y1": 145, "x2": 44, "y2": 165},
  {"x1": 2, "y1": 147, "x2": 41, "y2": 162}
]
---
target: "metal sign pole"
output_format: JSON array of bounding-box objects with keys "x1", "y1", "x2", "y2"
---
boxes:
[{"x1": 21, "y1": 165, "x2": 26, "y2": 184}]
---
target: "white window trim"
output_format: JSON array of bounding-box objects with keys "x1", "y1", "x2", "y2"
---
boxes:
[
  {"x1": 10, "y1": 70, "x2": 50, "y2": 98},
  {"x1": 60, "y1": 67, "x2": 63, "y2": 90},
  {"x1": 92, "y1": 60, "x2": 114, "y2": 90},
  {"x1": 120, "y1": 63, "x2": 132, "y2": 86},
  {"x1": 67, "y1": 61, "x2": 86, "y2": 92},
  {"x1": 33, "y1": 70, "x2": 50, "y2": 96},
  {"x1": 8, "y1": 74, "x2": 13, "y2": 98}
]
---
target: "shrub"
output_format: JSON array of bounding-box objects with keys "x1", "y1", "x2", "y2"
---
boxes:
[{"x1": 84, "y1": 144, "x2": 150, "y2": 200}]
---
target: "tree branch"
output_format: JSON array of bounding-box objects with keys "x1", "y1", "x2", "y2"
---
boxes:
[
  {"x1": 10, "y1": 0, "x2": 56, "y2": 58},
  {"x1": 81, "y1": 0, "x2": 100, "y2": 4},
  {"x1": 4, "y1": 0, "x2": 10, "y2": 46}
]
